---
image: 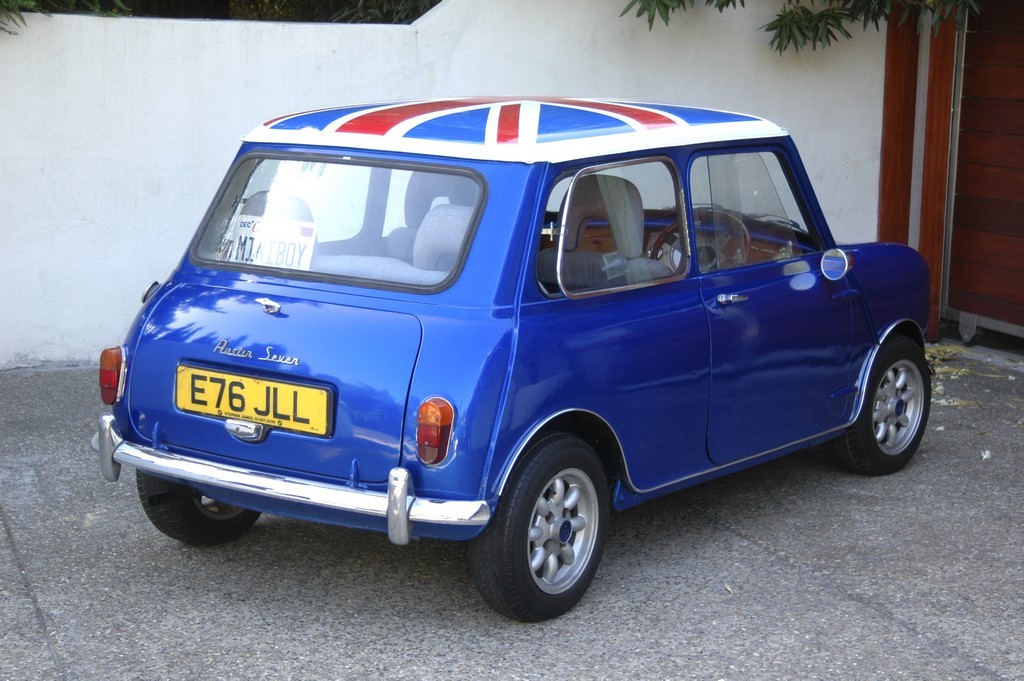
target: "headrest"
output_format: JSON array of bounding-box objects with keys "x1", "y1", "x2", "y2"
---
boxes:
[{"x1": 413, "y1": 204, "x2": 474, "y2": 272}]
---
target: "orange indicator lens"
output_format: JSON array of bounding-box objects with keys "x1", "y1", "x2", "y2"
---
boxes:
[
  {"x1": 416, "y1": 397, "x2": 454, "y2": 465},
  {"x1": 99, "y1": 346, "x2": 123, "y2": 405}
]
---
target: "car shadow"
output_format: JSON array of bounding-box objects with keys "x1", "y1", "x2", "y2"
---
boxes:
[{"x1": 142, "y1": 444, "x2": 847, "y2": 623}]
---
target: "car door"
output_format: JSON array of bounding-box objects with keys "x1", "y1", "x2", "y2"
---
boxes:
[
  {"x1": 514, "y1": 157, "x2": 712, "y2": 492},
  {"x1": 688, "y1": 149, "x2": 856, "y2": 465}
]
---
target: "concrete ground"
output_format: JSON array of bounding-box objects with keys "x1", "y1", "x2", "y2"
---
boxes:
[{"x1": 1, "y1": 342, "x2": 1021, "y2": 680}]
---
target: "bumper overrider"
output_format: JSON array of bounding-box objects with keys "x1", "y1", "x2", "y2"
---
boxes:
[{"x1": 92, "y1": 414, "x2": 491, "y2": 544}]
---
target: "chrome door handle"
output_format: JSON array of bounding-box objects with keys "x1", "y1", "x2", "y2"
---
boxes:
[{"x1": 716, "y1": 294, "x2": 748, "y2": 305}]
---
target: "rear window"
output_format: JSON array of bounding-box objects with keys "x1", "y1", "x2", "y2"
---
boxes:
[{"x1": 194, "y1": 156, "x2": 483, "y2": 288}]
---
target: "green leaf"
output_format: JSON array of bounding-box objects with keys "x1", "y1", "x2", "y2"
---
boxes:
[
  {"x1": 1, "y1": 0, "x2": 40, "y2": 35},
  {"x1": 628, "y1": 0, "x2": 981, "y2": 53},
  {"x1": 620, "y1": 0, "x2": 692, "y2": 31}
]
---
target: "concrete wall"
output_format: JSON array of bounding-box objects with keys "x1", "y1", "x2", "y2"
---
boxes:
[{"x1": 0, "y1": 0, "x2": 887, "y2": 368}]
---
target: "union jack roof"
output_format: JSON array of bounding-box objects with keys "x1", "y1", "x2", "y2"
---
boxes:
[{"x1": 244, "y1": 97, "x2": 787, "y2": 163}]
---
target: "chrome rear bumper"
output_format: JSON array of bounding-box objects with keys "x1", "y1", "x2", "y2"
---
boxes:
[{"x1": 92, "y1": 414, "x2": 490, "y2": 545}]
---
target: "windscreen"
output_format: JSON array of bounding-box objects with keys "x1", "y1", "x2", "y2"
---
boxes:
[{"x1": 194, "y1": 157, "x2": 483, "y2": 288}]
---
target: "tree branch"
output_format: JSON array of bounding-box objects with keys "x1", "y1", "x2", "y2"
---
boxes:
[{"x1": 622, "y1": 0, "x2": 981, "y2": 53}]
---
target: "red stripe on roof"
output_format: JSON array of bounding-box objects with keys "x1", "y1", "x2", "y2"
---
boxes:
[
  {"x1": 336, "y1": 97, "x2": 508, "y2": 136},
  {"x1": 496, "y1": 104, "x2": 521, "y2": 144}
]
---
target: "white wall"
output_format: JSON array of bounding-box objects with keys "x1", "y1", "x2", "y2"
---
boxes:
[{"x1": 0, "y1": 0, "x2": 887, "y2": 368}]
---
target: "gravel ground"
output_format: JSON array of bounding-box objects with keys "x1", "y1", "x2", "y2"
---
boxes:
[{"x1": 1, "y1": 342, "x2": 1021, "y2": 680}]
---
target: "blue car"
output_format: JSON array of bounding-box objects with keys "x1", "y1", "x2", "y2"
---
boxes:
[{"x1": 94, "y1": 98, "x2": 931, "y2": 621}]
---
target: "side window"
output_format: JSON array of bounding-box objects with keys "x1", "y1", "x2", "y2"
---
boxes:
[
  {"x1": 537, "y1": 159, "x2": 687, "y2": 297},
  {"x1": 689, "y1": 151, "x2": 820, "y2": 273}
]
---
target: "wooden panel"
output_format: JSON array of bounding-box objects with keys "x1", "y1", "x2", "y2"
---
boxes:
[
  {"x1": 876, "y1": 19, "x2": 920, "y2": 245},
  {"x1": 950, "y1": 227, "x2": 1024, "y2": 272},
  {"x1": 948, "y1": 257, "x2": 1024, "y2": 307},
  {"x1": 947, "y1": 287, "x2": 1024, "y2": 327},
  {"x1": 955, "y1": 162, "x2": 1024, "y2": 202},
  {"x1": 961, "y1": 65, "x2": 1024, "y2": 100},
  {"x1": 948, "y1": 0, "x2": 1024, "y2": 331},
  {"x1": 970, "y1": 2, "x2": 1024, "y2": 32},
  {"x1": 956, "y1": 131, "x2": 1024, "y2": 170},
  {"x1": 965, "y1": 32, "x2": 1024, "y2": 66},
  {"x1": 959, "y1": 98, "x2": 1024, "y2": 135},
  {"x1": 953, "y1": 196, "x2": 1024, "y2": 238},
  {"x1": 919, "y1": 21, "x2": 959, "y2": 339}
]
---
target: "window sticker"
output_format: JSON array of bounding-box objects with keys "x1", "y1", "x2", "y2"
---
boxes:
[
  {"x1": 602, "y1": 251, "x2": 627, "y2": 281},
  {"x1": 222, "y1": 215, "x2": 316, "y2": 271}
]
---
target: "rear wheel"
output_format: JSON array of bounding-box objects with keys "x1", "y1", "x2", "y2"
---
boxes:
[
  {"x1": 136, "y1": 472, "x2": 260, "y2": 545},
  {"x1": 468, "y1": 434, "x2": 609, "y2": 622},
  {"x1": 837, "y1": 335, "x2": 930, "y2": 475}
]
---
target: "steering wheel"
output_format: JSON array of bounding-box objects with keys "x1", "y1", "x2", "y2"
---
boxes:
[
  {"x1": 693, "y1": 206, "x2": 750, "y2": 271},
  {"x1": 648, "y1": 223, "x2": 685, "y2": 271}
]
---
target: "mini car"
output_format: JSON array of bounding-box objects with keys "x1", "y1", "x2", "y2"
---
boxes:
[{"x1": 94, "y1": 97, "x2": 931, "y2": 621}]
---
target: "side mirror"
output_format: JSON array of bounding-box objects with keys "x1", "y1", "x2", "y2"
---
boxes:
[
  {"x1": 821, "y1": 248, "x2": 851, "y2": 281},
  {"x1": 141, "y1": 281, "x2": 161, "y2": 303}
]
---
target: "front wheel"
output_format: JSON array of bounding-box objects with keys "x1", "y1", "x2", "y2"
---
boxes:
[
  {"x1": 836, "y1": 335, "x2": 931, "y2": 475},
  {"x1": 468, "y1": 434, "x2": 609, "y2": 622},
  {"x1": 136, "y1": 472, "x2": 261, "y2": 546}
]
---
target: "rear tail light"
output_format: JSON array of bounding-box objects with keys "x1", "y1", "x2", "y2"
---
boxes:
[
  {"x1": 416, "y1": 397, "x2": 454, "y2": 465},
  {"x1": 99, "y1": 346, "x2": 125, "y2": 405}
]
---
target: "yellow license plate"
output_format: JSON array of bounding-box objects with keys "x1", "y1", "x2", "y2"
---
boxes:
[{"x1": 175, "y1": 365, "x2": 331, "y2": 436}]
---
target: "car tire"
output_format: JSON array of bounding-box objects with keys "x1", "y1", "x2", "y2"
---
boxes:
[
  {"x1": 136, "y1": 471, "x2": 261, "y2": 546},
  {"x1": 468, "y1": 433, "x2": 609, "y2": 622},
  {"x1": 836, "y1": 335, "x2": 931, "y2": 475}
]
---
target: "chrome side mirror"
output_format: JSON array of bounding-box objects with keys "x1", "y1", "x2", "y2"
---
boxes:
[
  {"x1": 821, "y1": 248, "x2": 851, "y2": 281},
  {"x1": 141, "y1": 280, "x2": 161, "y2": 303}
]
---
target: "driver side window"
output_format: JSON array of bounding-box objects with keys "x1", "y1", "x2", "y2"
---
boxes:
[{"x1": 689, "y1": 151, "x2": 819, "y2": 273}]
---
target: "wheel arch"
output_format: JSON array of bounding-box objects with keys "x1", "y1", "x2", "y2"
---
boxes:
[
  {"x1": 493, "y1": 409, "x2": 625, "y2": 499},
  {"x1": 879, "y1": 319, "x2": 926, "y2": 349},
  {"x1": 851, "y1": 319, "x2": 928, "y2": 426}
]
